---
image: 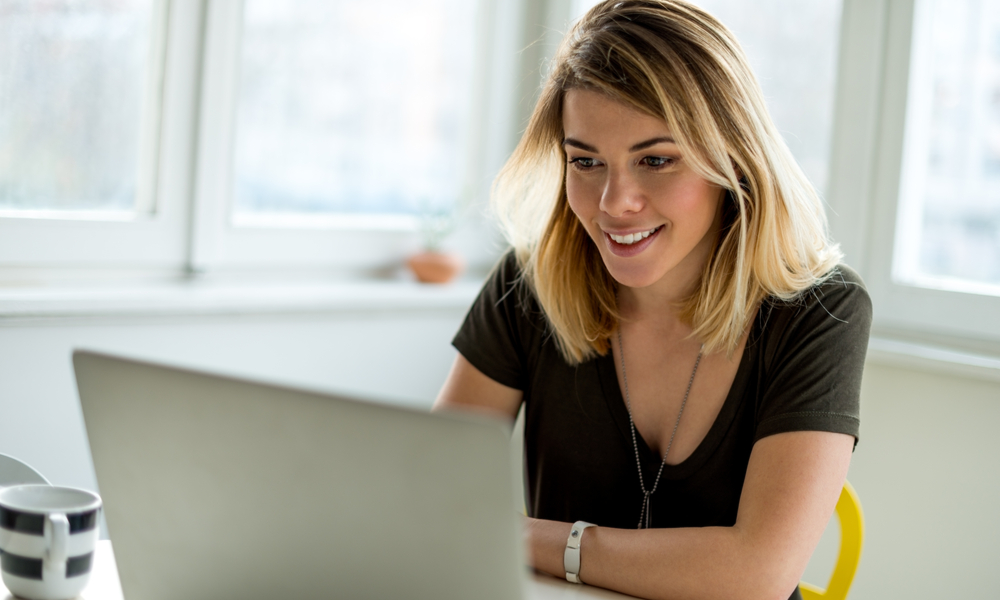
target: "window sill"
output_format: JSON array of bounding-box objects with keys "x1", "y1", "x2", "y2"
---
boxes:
[
  {"x1": 867, "y1": 336, "x2": 1000, "y2": 384},
  {"x1": 0, "y1": 277, "x2": 483, "y2": 322},
  {"x1": 6, "y1": 283, "x2": 997, "y2": 386}
]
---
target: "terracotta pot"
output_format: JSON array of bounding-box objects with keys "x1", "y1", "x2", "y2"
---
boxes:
[{"x1": 407, "y1": 251, "x2": 465, "y2": 284}]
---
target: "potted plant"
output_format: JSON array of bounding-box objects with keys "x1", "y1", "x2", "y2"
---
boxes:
[{"x1": 406, "y1": 203, "x2": 466, "y2": 284}]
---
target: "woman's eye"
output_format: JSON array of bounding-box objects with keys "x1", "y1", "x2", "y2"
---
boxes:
[
  {"x1": 642, "y1": 156, "x2": 675, "y2": 168},
  {"x1": 569, "y1": 157, "x2": 599, "y2": 169}
]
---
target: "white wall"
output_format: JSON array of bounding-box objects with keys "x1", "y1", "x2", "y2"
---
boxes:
[
  {"x1": 0, "y1": 308, "x2": 466, "y2": 491},
  {"x1": 838, "y1": 363, "x2": 1000, "y2": 599}
]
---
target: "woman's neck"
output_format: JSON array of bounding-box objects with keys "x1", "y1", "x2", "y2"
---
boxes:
[{"x1": 617, "y1": 250, "x2": 705, "y2": 323}]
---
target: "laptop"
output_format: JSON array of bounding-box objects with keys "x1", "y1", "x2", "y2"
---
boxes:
[{"x1": 73, "y1": 350, "x2": 527, "y2": 600}]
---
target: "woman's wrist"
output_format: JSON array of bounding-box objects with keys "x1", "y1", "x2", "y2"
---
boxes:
[{"x1": 525, "y1": 517, "x2": 575, "y2": 578}]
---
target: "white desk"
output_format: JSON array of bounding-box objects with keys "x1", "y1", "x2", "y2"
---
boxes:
[{"x1": 1, "y1": 541, "x2": 638, "y2": 600}]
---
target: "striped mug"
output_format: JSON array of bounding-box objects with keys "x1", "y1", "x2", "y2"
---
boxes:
[{"x1": 0, "y1": 485, "x2": 101, "y2": 600}]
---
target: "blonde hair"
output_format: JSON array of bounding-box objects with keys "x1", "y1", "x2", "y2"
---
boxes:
[{"x1": 493, "y1": 0, "x2": 842, "y2": 364}]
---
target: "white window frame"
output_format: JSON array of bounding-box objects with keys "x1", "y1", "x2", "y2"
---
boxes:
[
  {"x1": 0, "y1": 0, "x2": 536, "y2": 279},
  {"x1": 827, "y1": 0, "x2": 1000, "y2": 353},
  {"x1": 189, "y1": 0, "x2": 520, "y2": 274},
  {"x1": 0, "y1": 0, "x2": 200, "y2": 273}
]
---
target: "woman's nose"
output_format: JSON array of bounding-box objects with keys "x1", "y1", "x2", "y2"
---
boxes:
[{"x1": 599, "y1": 168, "x2": 645, "y2": 217}]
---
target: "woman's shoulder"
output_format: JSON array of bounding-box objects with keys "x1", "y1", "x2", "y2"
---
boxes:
[
  {"x1": 764, "y1": 264, "x2": 871, "y2": 320},
  {"x1": 757, "y1": 264, "x2": 873, "y2": 356},
  {"x1": 491, "y1": 248, "x2": 524, "y2": 285},
  {"x1": 473, "y1": 249, "x2": 547, "y2": 328},
  {"x1": 482, "y1": 249, "x2": 530, "y2": 305}
]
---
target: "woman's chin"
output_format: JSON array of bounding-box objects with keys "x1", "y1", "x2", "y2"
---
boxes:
[{"x1": 600, "y1": 259, "x2": 664, "y2": 290}]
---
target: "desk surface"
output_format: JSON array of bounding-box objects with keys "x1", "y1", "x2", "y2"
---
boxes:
[{"x1": 1, "y1": 541, "x2": 638, "y2": 600}]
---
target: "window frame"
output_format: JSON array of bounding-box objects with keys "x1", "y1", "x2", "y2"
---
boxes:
[
  {"x1": 189, "y1": 0, "x2": 514, "y2": 274},
  {"x1": 0, "y1": 0, "x2": 529, "y2": 278},
  {"x1": 827, "y1": 0, "x2": 1000, "y2": 352},
  {"x1": 0, "y1": 0, "x2": 198, "y2": 273}
]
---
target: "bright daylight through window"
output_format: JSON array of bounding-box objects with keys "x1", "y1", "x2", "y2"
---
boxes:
[
  {"x1": 232, "y1": 0, "x2": 478, "y2": 227},
  {"x1": 0, "y1": 0, "x2": 155, "y2": 218},
  {"x1": 693, "y1": 0, "x2": 843, "y2": 196},
  {"x1": 895, "y1": 0, "x2": 1000, "y2": 295}
]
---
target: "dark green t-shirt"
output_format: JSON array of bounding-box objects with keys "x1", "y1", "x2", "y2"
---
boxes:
[{"x1": 453, "y1": 252, "x2": 871, "y2": 598}]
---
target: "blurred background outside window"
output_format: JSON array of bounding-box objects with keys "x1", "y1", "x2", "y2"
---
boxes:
[
  {"x1": 692, "y1": 0, "x2": 843, "y2": 197},
  {"x1": 0, "y1": 0, "x2": 155, "y2": 217},
  {"x1": 896, "y1": 0, "x2": 1000, "y2": 294},
  {"x1": 232, "y1": 0, "x2": 479, "y2": 225}
]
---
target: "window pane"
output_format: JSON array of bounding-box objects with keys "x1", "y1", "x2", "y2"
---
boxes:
[
  {"x1": 0, "y1": 0, "x2": 154, "y2": 214},
  {"x1": 571, "y1": 0, "x2": 843, "y2": 196},
  {"x1": 689, "y1": 0, "x2": 842, "y2": 195},
  {"x1": 895, "y1": 0, "x2": 1000, "y2": 293},
  {"x1": 233, "y1": 0, "x2": 478, "y2": 219}
]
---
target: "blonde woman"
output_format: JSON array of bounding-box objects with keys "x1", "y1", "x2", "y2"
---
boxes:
[{"x1": 434, "y1": 1, "x2": 871, "y2": 599}]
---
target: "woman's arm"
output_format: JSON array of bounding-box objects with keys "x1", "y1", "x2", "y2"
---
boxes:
[
  {"x1": 433, "y1": 354, "x2": 523, "y2": 420},
  {"x1": 526, "y1": 430, "x2": 854, "y2": 600}
]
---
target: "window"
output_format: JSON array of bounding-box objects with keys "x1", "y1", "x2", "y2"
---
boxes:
[
  {"x1": 894, "y1": 0, "x2": 1000, "y2": 295},
  {"x1": 0, "y1": 0, "x2": 155, "y2": 216},
  {"x1": 233, "y1": 0, "x2": 477, "y2": 222},
  {"x1": 0, "y1": 0, "x2": 194, "y2": 271},
  {"x1": 690, "y1": 0, "x2": 843, "y2": 196},
  {"x1": 829, "y1": 0, "x2": 1000, "y2": 349},
  {"x1": 0, "y1": 0, "x2": 517, "y2": 276},
  {"x1": 192, "y1": 0, "x2": 517, "y2": 273}
]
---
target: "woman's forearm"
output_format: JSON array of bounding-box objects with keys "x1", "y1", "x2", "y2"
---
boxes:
[{"x1": 526, "y1": 517, "x2": 796, "y2": 600}]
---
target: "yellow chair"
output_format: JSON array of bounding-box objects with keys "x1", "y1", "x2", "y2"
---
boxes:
[{"x1": 800, "y1": 481, "x2": 864, "y2": 600}]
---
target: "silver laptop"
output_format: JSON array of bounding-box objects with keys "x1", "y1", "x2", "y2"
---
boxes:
[{"x1": 73, "y1": 350, "x2": 527, "y2": 600}]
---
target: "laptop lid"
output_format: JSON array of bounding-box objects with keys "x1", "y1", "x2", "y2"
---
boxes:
[{"x1": 73, "y1": 350, "x2": 526, "y2": 600}]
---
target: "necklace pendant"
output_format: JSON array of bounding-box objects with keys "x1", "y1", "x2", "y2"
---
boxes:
[{"x1": 638, "y1": 492, "x2": 652, "y2": 529}]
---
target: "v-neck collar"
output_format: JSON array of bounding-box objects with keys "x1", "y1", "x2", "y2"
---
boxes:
[{"x1": 595, "y1": 326, "x2": 757, "y2": 481}]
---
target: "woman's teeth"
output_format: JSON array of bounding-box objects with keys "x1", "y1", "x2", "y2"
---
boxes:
[{"x1": 608, "y1": 227, "x2": 658, "y2": 245}]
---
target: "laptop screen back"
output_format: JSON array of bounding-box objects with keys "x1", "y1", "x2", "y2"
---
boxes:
[{"x1": 73, "y1": 350, "x2": 526, "y2": 600}]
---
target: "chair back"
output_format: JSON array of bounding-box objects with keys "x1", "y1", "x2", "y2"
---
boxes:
[
  {"x1": 0, "y1": 452, "x2": 50, "y2": 488},
  {"x1": 800, "y1": 481, "x2": 864, "y2": 600}
]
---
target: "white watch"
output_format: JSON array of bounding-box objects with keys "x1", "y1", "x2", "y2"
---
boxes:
[{"x1": 563, "y1": 521, "x2": 596, "y2": 584}]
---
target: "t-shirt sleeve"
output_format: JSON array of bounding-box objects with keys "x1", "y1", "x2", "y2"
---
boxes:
[
  {"x1": 452, "y1": 251, "x2": 537, "y2": 390},
  {"x1": 753, "y1": 266, "x2": 873, "y2": 446}
]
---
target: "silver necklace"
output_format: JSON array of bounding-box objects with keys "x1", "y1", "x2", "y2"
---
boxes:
[{"x1": 616, "y1": 328, "x2": 703, "y2": 529}]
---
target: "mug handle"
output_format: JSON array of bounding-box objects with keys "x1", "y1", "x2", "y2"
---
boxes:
[{"x1": 45, "y1": 513, "x2": 69, "y2": 579}]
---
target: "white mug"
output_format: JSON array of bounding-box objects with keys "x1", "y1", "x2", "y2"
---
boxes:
[{"x1": 0, "y1": 484, "x2": 102, "y2": 600}]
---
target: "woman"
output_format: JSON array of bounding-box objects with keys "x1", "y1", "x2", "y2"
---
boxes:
[{"x1": 435, "y1": 1, "x2": 871, "y2": 599}]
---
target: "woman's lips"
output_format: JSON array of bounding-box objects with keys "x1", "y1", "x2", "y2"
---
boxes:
[{"x1": 603, "y1": 225, "x2": 662, "y2": 257}]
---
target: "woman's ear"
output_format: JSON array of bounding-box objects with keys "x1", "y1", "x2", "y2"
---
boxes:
[
  {"x1": 730, "y1": 163, "x2": 751, "y2": 198},
  {"x1": 729, "y1": 158, "x2": 745, "y2": 183}
]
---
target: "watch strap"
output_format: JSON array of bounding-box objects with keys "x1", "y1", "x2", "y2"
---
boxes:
[{"x1": 563, "y1": 521, "x2": 596, "y2": 584}]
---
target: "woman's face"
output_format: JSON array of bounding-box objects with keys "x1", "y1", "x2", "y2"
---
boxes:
[{"x1": 562, "y1": 88, "x2": 724, "y2": 292}]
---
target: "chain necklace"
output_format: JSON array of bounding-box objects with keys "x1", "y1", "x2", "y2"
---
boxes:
[{"x1": 616, "y1": 328, "x2": 703, "y2": 529}]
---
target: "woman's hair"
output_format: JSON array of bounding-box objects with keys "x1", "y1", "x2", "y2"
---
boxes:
[{"x1": 491, "y1": 0, "x2": 843, "y2": 364}]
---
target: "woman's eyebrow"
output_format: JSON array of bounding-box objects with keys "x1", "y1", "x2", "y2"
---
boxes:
[
  {"x1": 561, "y1": 136, "x2": 676, "y2": 153},
  {"x1": 629, "y1": 136, "x2": 676, "y2": 152},
  {"x1": 562, "y1": 137, "x2": 598, "y2": 152}
]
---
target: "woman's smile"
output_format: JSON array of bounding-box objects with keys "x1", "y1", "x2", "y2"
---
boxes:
[{"x1": 603, "y1": 225, "x2": 664, "y2": 257}]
